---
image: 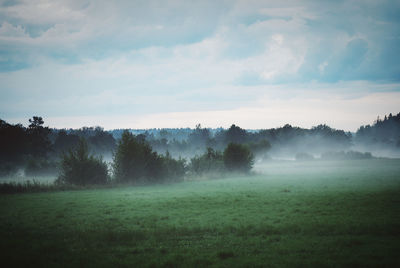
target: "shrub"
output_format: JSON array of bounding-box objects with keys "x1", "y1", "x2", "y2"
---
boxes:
[
  {"x1": 223, "y1": 143, "x2": 254, "y2": 172},
  {"x1": 57, "y1": 139, "x2": 108, "y2": 185}
]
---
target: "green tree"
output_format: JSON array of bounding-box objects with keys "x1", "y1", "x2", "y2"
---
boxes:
[
  {"x1": 223, "y1": 143, "x2": 254, "y2": 172},
  {"x1": 113, "y1": 131, "x2": 160, "y2": 183},
  {"x1": 189, "y1": 147, "x2": 224, "y2": 175},
  {"x1": 57, "y1": 139, "x2": 108, "y2": 185},
  {"x1": 113, "y1": 131, "x2": 186, "y2": 183}
]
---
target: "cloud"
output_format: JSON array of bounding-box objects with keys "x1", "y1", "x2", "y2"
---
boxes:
[{"x1": 0, "y1": 0, "x2": 400, "y2": 129}]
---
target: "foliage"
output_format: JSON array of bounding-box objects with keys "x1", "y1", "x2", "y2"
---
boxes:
[
  {"x1": 113, "y1": 131, "x2": 185, "y2": 183},
  {"x1": 356, "y1": 112, "x2": 400, "y2": 148},
  {"x1": 225, "y1": 124, "x2": 248, "y2": 144},
  {"x1": 27, "y1": 116, "x2": 52, "y2": 158},
  {"x1": 57, "y1": 139, "x2": 109, "y2": 185},
  {"x1": 113, "y1": 131, "x2": 158, "y2": 182},
  {"x1": 161, "y1": 152, "x2": 186, "y2": 181},
  {"x1": 246, "y1": 139, "x2": 271, "y2": 155},
  {"x1": 189, "y1": 147, "x2": 224, "y2": 175},
  {"x1": 0, "y1": 119, "x2": 28, "y2": 168},
  {"x1": 53, "y1": 130, "x2": 80, "y2": 155},
  {"x1": 188, "y1": 124, "x2": 211, "y2": 147},
  {"x1": 223, "y1": 143, "x2": 254, "y2": 172}
]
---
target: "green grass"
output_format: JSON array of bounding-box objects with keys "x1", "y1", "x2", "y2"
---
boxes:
[{"x1": 1, "y1": 159, "x2": 400, "y2": 267}]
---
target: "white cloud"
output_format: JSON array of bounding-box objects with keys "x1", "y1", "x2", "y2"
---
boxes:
[{"x1": 1, "y1": 0, "x2": 399, "y2": 129}]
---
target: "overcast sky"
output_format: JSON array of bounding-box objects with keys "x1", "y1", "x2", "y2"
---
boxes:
[{"x1": 1, "y1": 0, "x2": 399, "y2": 131}]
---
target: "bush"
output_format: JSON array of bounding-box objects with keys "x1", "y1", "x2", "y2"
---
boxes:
[
  {"x1": 223, "y1": 143, "x2": 254, "y2": 172},
  {"x1": 57, "y1": 139, "x2": 109, "y2": 185},
  {"x1": 189, "y1": 148, "x2": 224, "y2": 175}
]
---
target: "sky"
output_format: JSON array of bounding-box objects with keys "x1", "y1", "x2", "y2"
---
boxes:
[{"x1": 0, "y1": 0, "x2": 400, "y2": 131}]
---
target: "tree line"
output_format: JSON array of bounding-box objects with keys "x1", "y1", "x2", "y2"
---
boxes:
[
  {"x1": 57, "y1": 131, "x2": 254, "y2": 186},
  {"x1": 1, "y1": 112, "x2": 399, "y2": 182}
]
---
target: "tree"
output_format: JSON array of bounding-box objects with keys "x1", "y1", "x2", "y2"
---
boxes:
[
  {"x1": 189, "y1": 147, "x2": 224, "y2": 175},
  {"x1": 225, "y1": 124, "x2": 247, "y2": 144},
  {"x1": 57, "y1": 139, "x2": 108, "y2": 185},
  {"x1": 27, "y1": 116, "x2": 51, "y2": 158},
  {"x1": 223, "y1": 143, "x2": 254, "y2": 172},
  {"x1": 113, "y1": 131, "x2": 160, "y2": 183},
  {"x1": 53, "y1": 130, "x2": 80, "y2": 155},
  {"x1": 113, "y1": 131, "x2": 186, "y2": 183}
]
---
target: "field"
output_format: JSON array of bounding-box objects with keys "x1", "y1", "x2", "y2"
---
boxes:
[{"x1": 1, "y1": 159, "x2": 400, "y2": 267}]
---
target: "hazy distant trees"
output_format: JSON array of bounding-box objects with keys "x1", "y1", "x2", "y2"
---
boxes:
[
  {"x1": 225, "y1": 124, "x2": 247, "y2": 144},
  {"x1": 57, "y1": 139, "x2": 108, "y2": 185},
  {"x1": 356, "y1": 112, "x2": 400, "y2": 149},
  {"x1": 188, "y1": 124, "x2": 211, "y2": 148},
  {"x1": 188, "y1": 143, "x2": 254, "y2": 175},
  {"x1": 1, "y1": 112, "x2": 399, "y2": 184},
  {"x1": 53, "y1": 130, "x2": 80, "y2": 154}
]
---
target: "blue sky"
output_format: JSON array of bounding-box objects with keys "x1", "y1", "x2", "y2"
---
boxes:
[{"x1": 1, "y1": 0, "x2": 400, "y2": 131}]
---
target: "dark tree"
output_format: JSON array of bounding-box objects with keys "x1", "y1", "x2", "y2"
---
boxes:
[
  {"x1": 113, "y1": 131, "x2": 161, "y2": 183},
  {"x1": 27, "y1": 116, "x2": 51, "y2": 158},
  {"x1": 53, "y1": 130, "x2": 80, "y2": 155},
  {"x1": 223, "y1": 143, "x2": 254, "y2": 173},
  {"x1": 225, "y1": 124, "x2": 247, "y2": 144},
  {"x1": 0, "y1": 120, "x2": 28, "y2": 175},
  {"x1": 189, "y1": 147, "x2": 224, "y2": 175},
  {"x1": 113, "y1": 131, "x2": 185, "y2": 183}
]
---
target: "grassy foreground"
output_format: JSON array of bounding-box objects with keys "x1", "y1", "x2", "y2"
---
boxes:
[{"x1": 1, "y1": 159, "x2": 400, "y2": 267}]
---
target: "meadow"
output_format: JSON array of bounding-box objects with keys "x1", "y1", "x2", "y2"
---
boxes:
[{"x1": 1, "y1": 159, "x2": 399, "y2": 267}]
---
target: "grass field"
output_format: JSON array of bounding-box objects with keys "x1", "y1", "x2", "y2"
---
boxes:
[{"x1": 1, "y1": 159, "x2": 400, "y2": 267}]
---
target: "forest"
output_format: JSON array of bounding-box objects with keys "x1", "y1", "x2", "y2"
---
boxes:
[
  {"x1": 0, "y1": 113, "x2": 400, "y2": 181},
  {"x1": 1, "y1": 113, "x2": 400, "y2": 186}
]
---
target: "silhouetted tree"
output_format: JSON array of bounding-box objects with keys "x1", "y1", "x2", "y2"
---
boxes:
[
  {"x1": 27, "y1": 116, "x2": 51, "y2": 158},
  {"x1": 53, "y1": 130, "x2": 80, "y2": 155},
  {"x1": 0, "y1": 120, "x2": 28, "y2": 175}
]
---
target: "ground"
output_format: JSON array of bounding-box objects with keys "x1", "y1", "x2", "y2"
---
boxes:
[{"x1": 0, "y1": 159, "x2": 399, "y2": 267}]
